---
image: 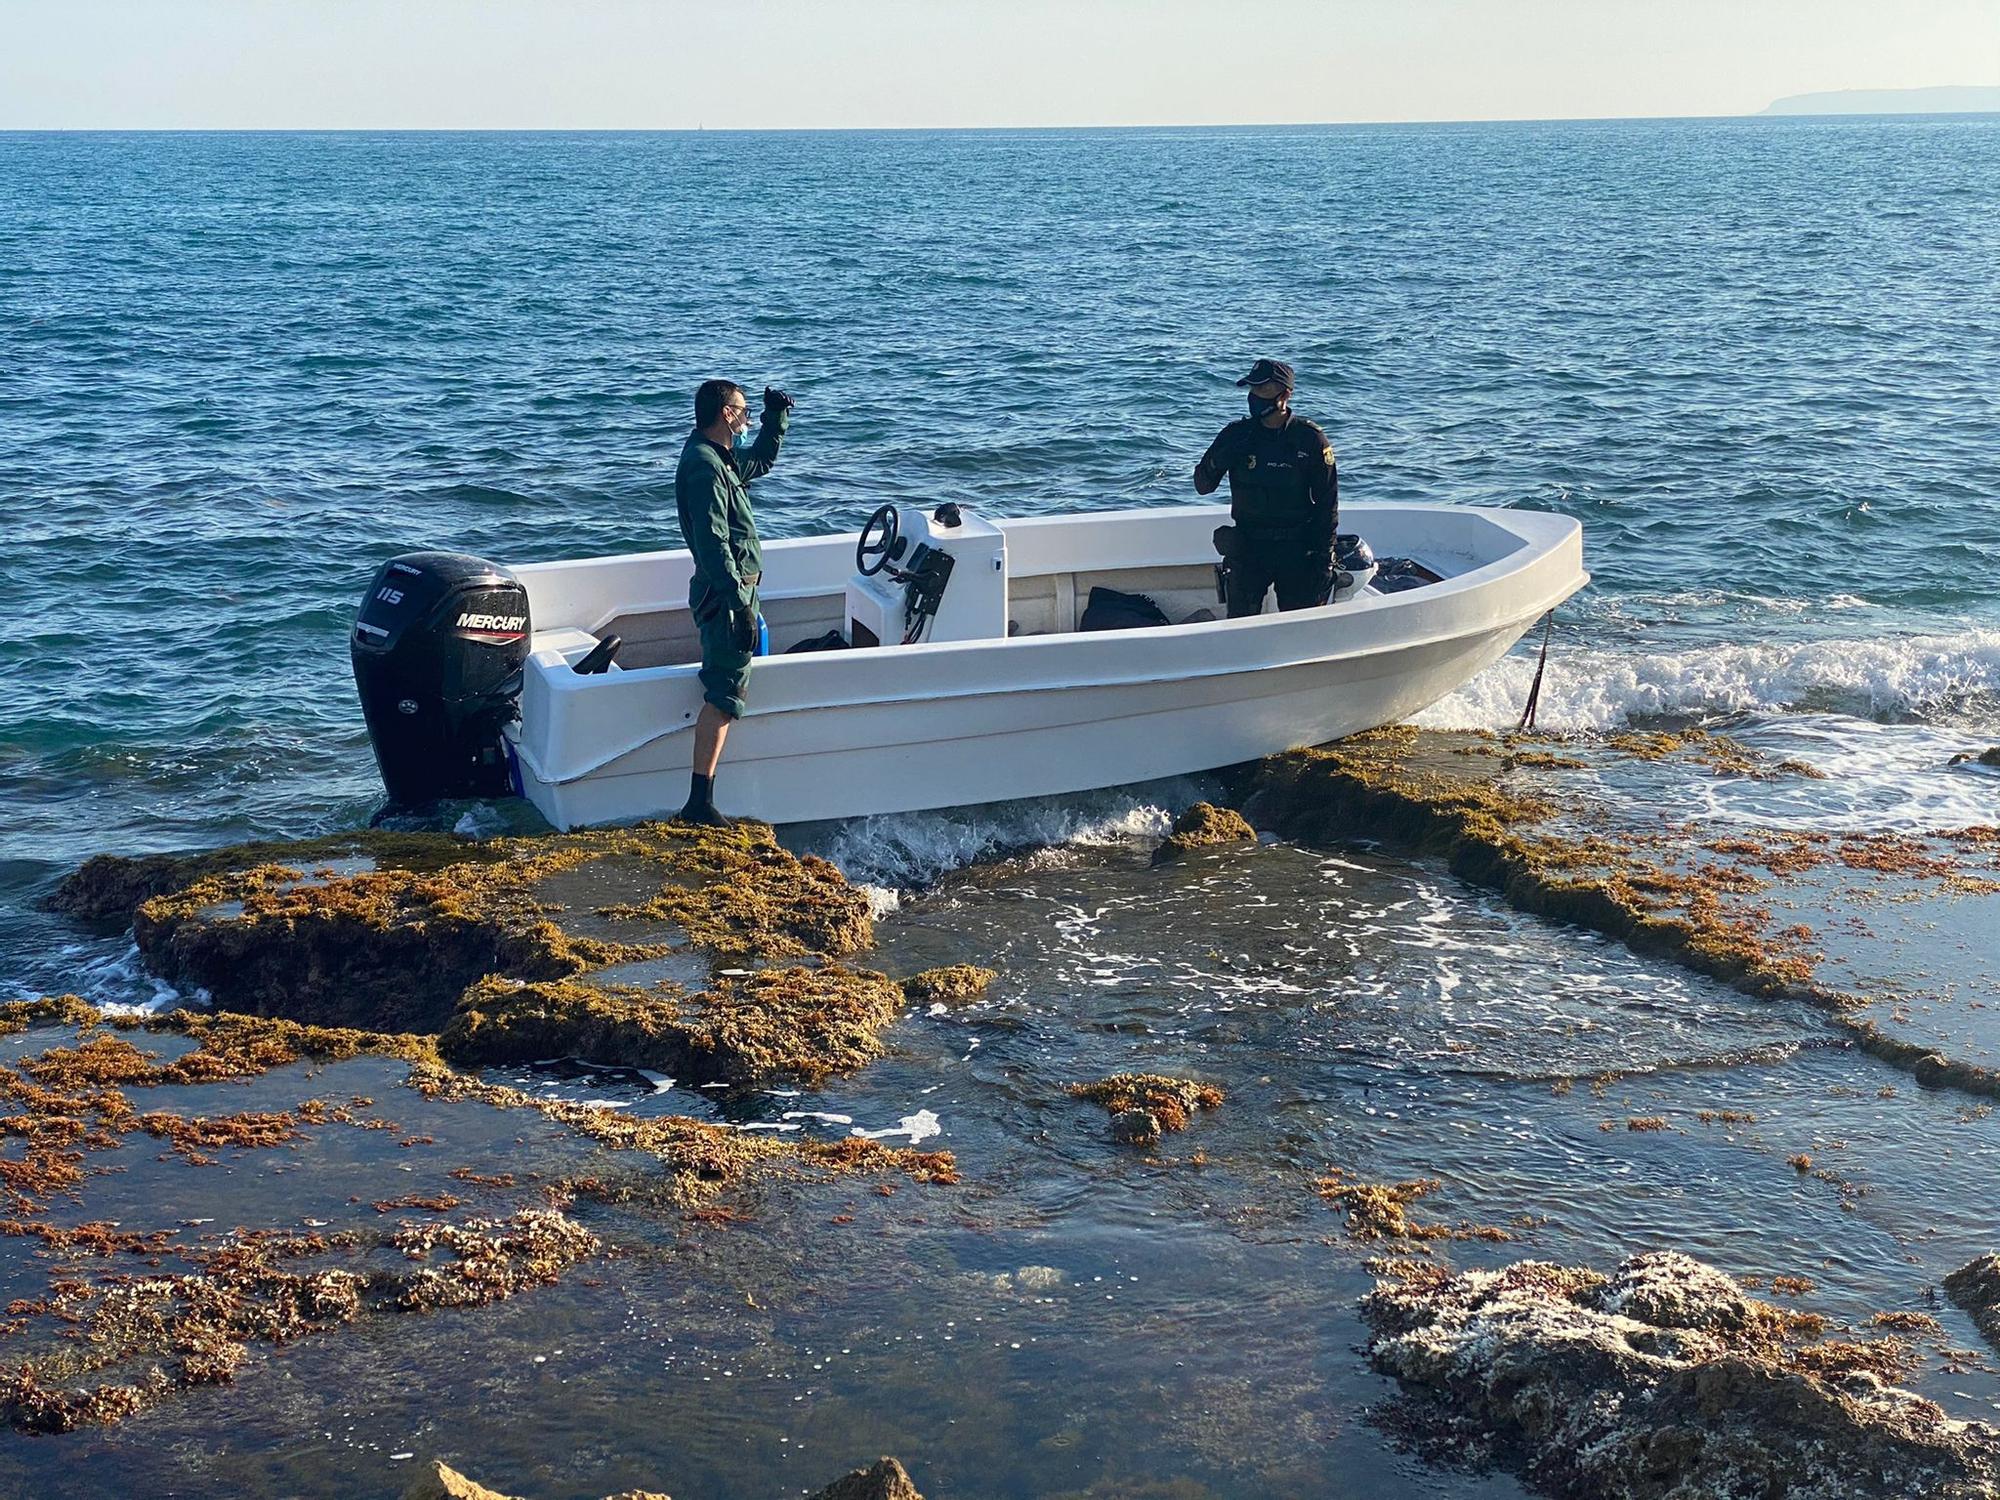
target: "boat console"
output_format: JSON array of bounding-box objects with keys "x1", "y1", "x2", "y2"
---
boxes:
[{"x1": 845, "y1": 503, "x2": 1007, "y2": 647}]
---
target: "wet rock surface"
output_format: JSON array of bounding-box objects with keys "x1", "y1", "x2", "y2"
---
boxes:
[
  {"x1": 806, "y1": 1456, "x2": 925, "y2": 1500},
  {"x1": 1364, "y1": 1250, "x2": 2000, "y2": 1499},
  {"x1": 1152, "y1": 802, "x2": 1255, "y2": 863},
  {"x1": 13, "y1": 727, "x2": 2000, "y2": 1497},
  {"x1": 0, "y1": 820, "x2": 960, "y2": 1440},
  {"x1": 1241, "y1": 727, "x2": 2000, "y2": 1097},
  {"x1": 1071, "y1": 1074, "x2": 1224, "y2": 1142},
  {"x1": 1946, "y1": 1256, "x2": 2000, "y2": 1354}
]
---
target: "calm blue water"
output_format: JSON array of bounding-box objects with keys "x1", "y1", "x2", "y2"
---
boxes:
[
  {"x1": 3, "y1": 119, "x2": 1999, "y2": 980},
  {"x1": 4, "y1": 122, "x2": 2000, "y2": 1499}
]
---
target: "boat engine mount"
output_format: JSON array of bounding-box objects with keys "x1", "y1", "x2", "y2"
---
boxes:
[{"x1": 350, "y1": 551, "x2": 530, "y2": 809}]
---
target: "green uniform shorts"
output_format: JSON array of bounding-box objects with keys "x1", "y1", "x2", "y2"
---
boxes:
[{"x1": 697, "y1": 587, "x2": 758, "y2": 720}]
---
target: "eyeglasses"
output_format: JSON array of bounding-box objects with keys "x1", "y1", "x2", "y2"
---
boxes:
[{"x1": 722, "y1": 404, "x2": 748, "y2": 418}]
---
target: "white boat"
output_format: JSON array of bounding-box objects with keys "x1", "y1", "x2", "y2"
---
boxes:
[{"x1": 492, "y1": 501, "x2": 1587, "y2": 829}]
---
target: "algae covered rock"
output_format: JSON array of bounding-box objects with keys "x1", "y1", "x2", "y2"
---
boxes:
[
  {"x1": 48, "y1": 830, "x2": 484, "y2": 925},
  {"x1": 404, "y1": 1461, "x2": 521, "y2": 1500},
  {"x1": 1071, "y1": 1073, "x2": 1224, "y2": 1140},
  {"x1": 1595, "y1": 1247, "x2": 1763, "y2": 1333},
  {"x1": 120, "y1": 821, "x2": 871, "y2": 1034},
  {"x1": 1945, "y1": 1254, "x2": 2000, "y2": 1353},
  {"x1": 900, "y1": 965, "x2": 998, "y2": 1007},
  {"x1": 1153, "y1": 802, "x2": 1254, "y2": 863},
  {"x1": 806, "y1": 1456, "x2": 924, "y2": 1500},
  {"x1": 60, "y1": 820, "x2": 901, "y2": 1087},
  {"x1": 402, "y1": 1460, "x2": 671, "y2": 1500},
  {"x1": 440, "y1": 965, "x2": 905, "y2": 1085},
  {"x1": 1364, "y1": 1250, "x2": 2000, "y2": 1499}
]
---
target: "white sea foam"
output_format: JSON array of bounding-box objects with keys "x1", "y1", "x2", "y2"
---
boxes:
[
  {"x1": 38, "y1": 941, "x2": 192, "y2": 1016},
  {"x1": 790, "y1": 778, "x2": 1211, "y2": 891},
  {"x1": 1415, "y1": 627, "x2": 2000, "y2": 733},
  {"x1": 852, "y1": 1108, "x2": 942, "y2": 1144}
]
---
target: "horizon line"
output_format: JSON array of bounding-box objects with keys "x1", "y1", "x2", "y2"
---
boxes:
[{"x1": 5, "y1": 107, "x2": 1999, "y2": 134}]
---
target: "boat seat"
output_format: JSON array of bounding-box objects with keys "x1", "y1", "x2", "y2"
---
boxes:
[{"x1": 532, "y1": 627, "x2": 622, "y2": 671}]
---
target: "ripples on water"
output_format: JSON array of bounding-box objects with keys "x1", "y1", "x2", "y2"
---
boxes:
[
  {"x1": 3, "y1": 120, "x2": 1998, "y2": 899},
  {"x1": 17, "y1": 828, "x2": 2000, "y2": 1499},
  {"x1": 2, "y1": 120, "x2": 1998, "y2": 1497}
]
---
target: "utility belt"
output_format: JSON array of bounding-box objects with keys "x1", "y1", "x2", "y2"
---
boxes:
[{"x1": 1215, "y1": 522, "x2": 1322, "y2": 553}]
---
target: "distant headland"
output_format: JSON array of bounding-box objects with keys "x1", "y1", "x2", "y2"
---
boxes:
[{"x1": 1762, "y1": 85, "x2": 2000, "y2": 115}]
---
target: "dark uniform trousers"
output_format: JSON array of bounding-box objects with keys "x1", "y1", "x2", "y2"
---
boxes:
[{"x1": 1225, "y1": 534, "x2": 1332, "y2": 617}]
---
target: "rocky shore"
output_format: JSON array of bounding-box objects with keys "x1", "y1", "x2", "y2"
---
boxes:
[
  {"x1": 3, "y1": 820, "x2": 962, "y2": 1437},
  {"x1": 1364, "y1": 1250, "x2": 2000, "y2": 1499},
  {"x1": 8, "y1": 726, "x2": 2000, "y2": 1496},
  {"x1": 1242, "y1": 727, "x2": 2000, "y2": 1099}
]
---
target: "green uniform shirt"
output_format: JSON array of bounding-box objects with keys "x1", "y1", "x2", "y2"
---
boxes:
[{"x1": 675, "y1": 408, "x2": 788, "y2": 614}]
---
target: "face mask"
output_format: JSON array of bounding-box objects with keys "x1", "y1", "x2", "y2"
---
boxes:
[{"x1": 1248, "y1": 393, "x2": 1282, "y2": 420}]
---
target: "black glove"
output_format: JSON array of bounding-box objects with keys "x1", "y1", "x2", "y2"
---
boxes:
[
  {"x1": 762, "y1": 386, "x2": 794, "y2": 415},
  {"x1": 1302, "y1": 550, "x2": 1334, "y2": 605},
  {"x1": 730, "y1": 607, "x2": 758, "y2": 654}
]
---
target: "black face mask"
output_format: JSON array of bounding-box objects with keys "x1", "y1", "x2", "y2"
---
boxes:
[{"x1": 1248, "y1": 393, "x2": 1283, "y2": 420}]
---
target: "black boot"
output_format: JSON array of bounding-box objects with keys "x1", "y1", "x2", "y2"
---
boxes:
[{"x1": 675, "y1": 772, "x2": 729, "y2": 826}]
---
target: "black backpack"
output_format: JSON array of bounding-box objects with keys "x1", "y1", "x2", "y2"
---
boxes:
[{"x1": 1079, "y1": 586, "x2": 1171, "y2": 632}]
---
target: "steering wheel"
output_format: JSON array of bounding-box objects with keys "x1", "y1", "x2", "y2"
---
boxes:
[{"x1": 857, "y1": 503, "x2": 901, "y2": 577}]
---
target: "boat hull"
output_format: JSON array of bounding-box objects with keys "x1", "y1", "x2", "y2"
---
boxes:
[{"x1": 505, "y1": 503, "x2": 1585, "y2": 829}]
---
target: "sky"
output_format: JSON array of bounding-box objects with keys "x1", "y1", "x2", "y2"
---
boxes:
[{"x1": 3, "y1": 0, "x2": 1998, "y2": 130}]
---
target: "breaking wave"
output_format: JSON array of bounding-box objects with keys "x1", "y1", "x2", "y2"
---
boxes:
[
  {"x1": 1416, "y1": 627, "x2": 2000, "y2": 733},
  {"x1": 786, "y1": 776, "x2": 1214, "y2": 892},
  {"x1": 6, "y1": 939, "x2": 192, "y2": 1015}
]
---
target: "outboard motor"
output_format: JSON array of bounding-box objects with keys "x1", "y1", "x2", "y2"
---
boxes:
[
  {"x1": 350, "y1": 551, "x2": 529, "y2": 808},
  {"x1": 1332, "y1": 533, "x2": 1378, "y2": 603}
]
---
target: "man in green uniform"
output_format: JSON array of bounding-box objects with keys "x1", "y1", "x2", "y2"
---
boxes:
[
  {"x1": 674, "y1": 377, "x2": 792, "y2": 823},
  {"x1": 1193, "y1": 358, "x2": 1339, "y2": 618}
]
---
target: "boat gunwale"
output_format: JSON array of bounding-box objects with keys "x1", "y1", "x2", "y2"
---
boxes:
[{"x1": 517, "y1": 503, "x2": 1581, "y2": 692}]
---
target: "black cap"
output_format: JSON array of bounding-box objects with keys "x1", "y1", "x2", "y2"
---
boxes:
[{"x1": 1234, "y1": 358, "x2": 1294, "y2": 392}]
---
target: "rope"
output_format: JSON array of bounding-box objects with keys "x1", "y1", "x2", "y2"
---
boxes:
[{"x1": 1517, "y1": 610, "x2": 1555, "y2": 733}]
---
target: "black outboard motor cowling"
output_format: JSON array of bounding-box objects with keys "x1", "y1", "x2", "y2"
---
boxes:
[{"x1": 350, "y1": 551, "x2": 530, "y2": 808}]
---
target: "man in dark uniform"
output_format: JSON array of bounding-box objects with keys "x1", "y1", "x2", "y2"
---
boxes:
[
  {"x1": 674, "y1": 377, "x2": 792, "y2": 824},
  {"x1": 1193, "y1": 358, "x2": 1338, "y2": 618}
]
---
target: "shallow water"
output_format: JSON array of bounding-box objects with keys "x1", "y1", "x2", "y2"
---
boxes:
[{"x1": 9, "y1": 826, "x2": 1997, "y2": 1498}]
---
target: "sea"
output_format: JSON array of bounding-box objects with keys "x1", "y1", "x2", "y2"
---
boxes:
[{"x1": 2, "y1": 120, "x2": 1999, "y2": 1498}]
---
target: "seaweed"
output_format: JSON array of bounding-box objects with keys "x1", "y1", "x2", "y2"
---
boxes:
[
  {"x1": 122, "y1": 821, "x2": 871, "y2": 1034},
  {"x1": 1152, "y1": 803, "x2": 1255, "y2": 863},
  {"x1": 439, "y1": 964, "x2": 905, "y2": 1085},
  {"x1": 0, "y1": 1211, "x2": 595, "y2": 1434},
  {"x1": 1069, "y1": 1074, "x2": 1224, "y2": 1135},
  {"x1": 900, "y1": 966, "x2": 998, "y2": 1007}
]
